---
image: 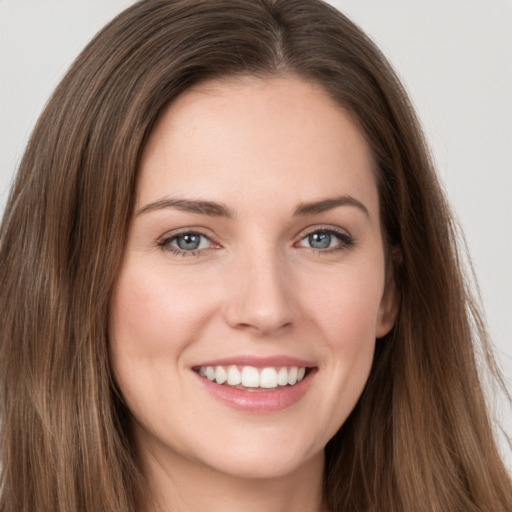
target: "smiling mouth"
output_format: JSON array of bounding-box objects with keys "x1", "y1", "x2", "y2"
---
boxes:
[{"x1": 194, "y1": 365, "x2": 313, "y2": 391}]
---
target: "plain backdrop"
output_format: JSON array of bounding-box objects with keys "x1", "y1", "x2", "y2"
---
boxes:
[{"x1": 0, "y1": 0, "x2": 510, "y2": 465}]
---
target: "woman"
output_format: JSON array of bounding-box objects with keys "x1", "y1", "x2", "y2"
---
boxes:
[{"x1": 0, "y1": 0, "x2": 510, "y2": 511}]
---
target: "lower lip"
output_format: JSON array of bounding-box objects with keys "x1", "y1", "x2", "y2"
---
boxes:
[{"x1": 195, "y1": 370, "x2": 316, "y2": 413}]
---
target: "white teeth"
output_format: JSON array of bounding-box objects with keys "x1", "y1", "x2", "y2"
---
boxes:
[
  {"x1": 241, "y1": 366, "x2": 260, "y2": 387},
  {"x1": 227, "y1": 365, "x2": 242, "y2": 385},
  {"x1": 277, "y1": 367, "x2": 289, "y2": 386},
  {"x1": 215, "y1": 366, "x2": 227, "y2": 384},
  {"x1": 260, "y1": 367, "x2": 277, "y2": 388},
  {"x1": 199, "y1": 365, "x2": 309, "y2": 389},
  {"x1": 288, "y1": 366, "x2": 298, "y2": 385},
  {"x1": 205, "y1": 366, "x2": 215, "y2": 381}
]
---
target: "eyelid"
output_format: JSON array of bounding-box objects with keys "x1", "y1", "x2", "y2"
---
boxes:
[
  {"x1": 156, "y1": 224, "x2": 354, "y2": 257},
  {"x1": 157, "y1": 228, "x2": 220, "y2": 256},
  {"x1": 158, "y1": 227, "x2": 211, "y2": 241},
  {"x1": 294, "y1": 225, "x2": 355, "y2": 252},
  {"x1": 295, "y1": 224, "x2": 352, "y2": 240}
]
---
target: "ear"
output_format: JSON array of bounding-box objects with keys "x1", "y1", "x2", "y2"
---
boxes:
[{"x1": 376, "y1": 249, "x2": 400, "y2": 339}]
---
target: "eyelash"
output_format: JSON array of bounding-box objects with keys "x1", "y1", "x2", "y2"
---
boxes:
[
  {"x1": 157, "y1": 227, "x2": 355, "y2": 258},
  {"x1": 157, "y1": 230, "x2": 214, "y2": 257},
  {"x1": 296, "y1": 227, "x2": 355, "y2": 254}
]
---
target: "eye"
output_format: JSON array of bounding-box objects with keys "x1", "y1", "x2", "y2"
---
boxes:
[
  {"x1": 296, "y1": 228, "x2": 354, "y2": 252},
  {"x1": 158, "y1": 231, "x2": 215, "y2": 256}
]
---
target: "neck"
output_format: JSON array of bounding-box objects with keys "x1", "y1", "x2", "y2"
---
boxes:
[{"x1": 137, "y1": 441, "x2": 326, "y2": 512}]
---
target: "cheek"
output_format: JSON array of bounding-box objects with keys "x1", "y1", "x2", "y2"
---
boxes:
[
  {"x1": 301, "y1": 263, "x2": 383, "y2": 408},
  {"x1": 108, "y1": 260, "x2": 219, "y2": 421},
  {"x1": 318, "y1": 289, "x2": 378, "y2": 386},
  {"x1": 109, "y1": 261, "x2": 217, "y2": 360},
  {"x1": 305, "y1": 263, "x2": 385, "y2": 345}
]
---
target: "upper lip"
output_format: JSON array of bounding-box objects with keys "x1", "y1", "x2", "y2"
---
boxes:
[{"x1": 193, "y1": 355, "x2": 317, "y2": 368}]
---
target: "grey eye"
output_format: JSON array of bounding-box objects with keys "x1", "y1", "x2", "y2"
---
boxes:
[
  {"x1": 175, "y1": 233, "x2": 202, "y2": 250},
  {"x1": 297, "y1": 229, "x2": 354, "y2": 252},
  {"x1": 307, "y1": 231, "x2": 332, "y2": 249},
  {"x1": 159, "y1": 231, "x2": 214, "y2": 255}
]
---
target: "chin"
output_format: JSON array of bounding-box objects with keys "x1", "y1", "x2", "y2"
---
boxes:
[
  {"x1": 188, "y1": 427, "x2": 326, "y2": 481},
  {"x1": 203, "y1": 448, "x2": 323, "y2": 481}
]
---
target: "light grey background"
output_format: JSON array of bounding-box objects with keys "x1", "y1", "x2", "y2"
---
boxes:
[{"x1": 1, "y1": 0, "x2": 510, "y2": 464}]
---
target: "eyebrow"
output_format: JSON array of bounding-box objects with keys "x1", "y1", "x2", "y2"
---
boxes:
[
  {"x1": 294, "y1": 195, "x2": 370, "y2": 218},
  {"x1": 137, "y1": 194, "x2": 369, "y2": 219},
  {"x1": 137, "y1": 198, "x2": 235, "y2": 217}
]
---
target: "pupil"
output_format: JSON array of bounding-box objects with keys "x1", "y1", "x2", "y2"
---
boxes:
[
  {"x1": 309, "y1": 232, "x2": 331, "y2": 249},
  {"x1": 177, "y1": 234, "x2": 200, "y2": 250}
]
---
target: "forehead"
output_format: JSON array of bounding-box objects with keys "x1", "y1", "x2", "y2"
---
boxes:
[{"x1": 137, "y1": 76, "x2": 378, "y2": 218}]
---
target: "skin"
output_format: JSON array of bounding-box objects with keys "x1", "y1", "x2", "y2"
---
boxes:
[{"x1": 109, "y1": 76, "x2": 397, "y2": 512}]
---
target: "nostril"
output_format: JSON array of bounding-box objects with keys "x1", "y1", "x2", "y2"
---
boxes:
[
  {"x1": 222, "y1": 266, "x2": 298, "y2": 334},
  {"x1": 233, "y1": 320, "x2": 294, "y2": 336}
]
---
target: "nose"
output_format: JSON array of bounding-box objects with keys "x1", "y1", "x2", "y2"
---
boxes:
[{"x1": 223, "y1": 246, "x2": 299, "y2": 336}]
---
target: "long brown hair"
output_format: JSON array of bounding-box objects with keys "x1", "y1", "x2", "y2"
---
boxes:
[{"x1": 0, "y1": 1, "x2": 510, "y2": 511}]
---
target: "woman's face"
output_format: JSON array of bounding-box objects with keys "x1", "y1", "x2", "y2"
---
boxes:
[{"x1": 109, "y1": 76, "x2": 396, "y2": 481}]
